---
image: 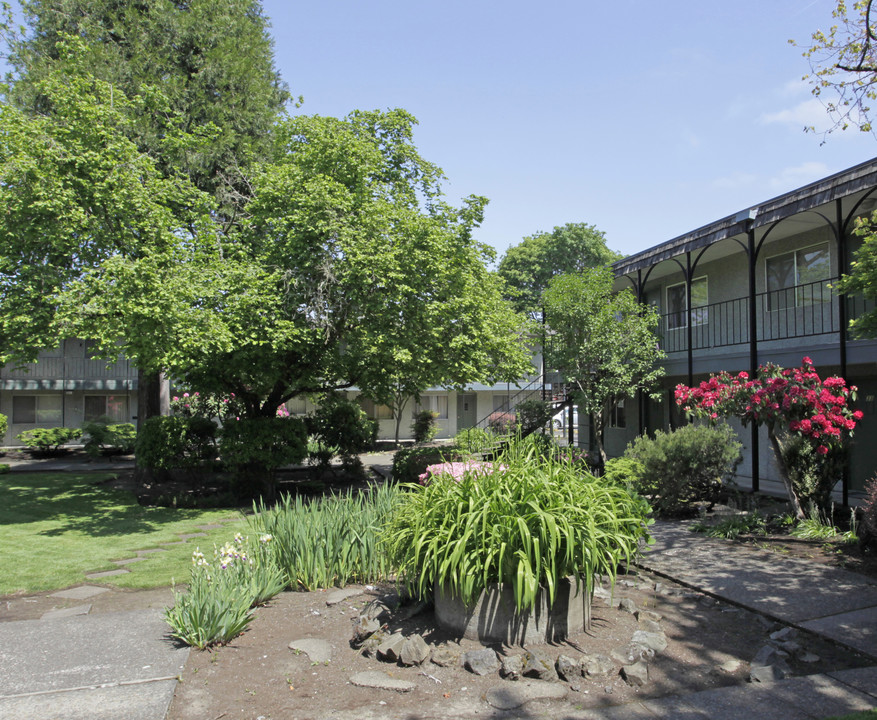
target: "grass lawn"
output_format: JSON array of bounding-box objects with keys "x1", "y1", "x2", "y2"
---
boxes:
[{"x1": 0, "y1": 472, "x2": 249, "y2": 595}]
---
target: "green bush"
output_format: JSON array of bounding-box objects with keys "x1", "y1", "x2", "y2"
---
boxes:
[
  {"x1": 81, "y1": 420, "x2": 137, "y2": 457},
  {"x1": 0, "y1": 464, "x2": 9, "y2": 474},
  {"x1": 219, "y1": 417, "x2": 307, "y2": 499},
  {"x1": 602, "y1": 456, "x2": 644, "y2": 487},
  {"x1": 16, "y1": 427, "x2": 81, "y2": 453},
  {"x1": 452, "y1": 427, "x2": 498, "y2": 454},
  {"x1": 135, "y1": 416, "x2": 218, "y2": 472},
  {"x1": 780, "y1": 434, "x2": 846, "y2": 516},
  {"x1": 249, "y1": 484, "x2": 399, "y2": 590},
  {"x1": 307, "y1": 393, "x2": 377, "y2": 469},
  {"x1": 411, "y1": 410, "x2": 439, "y2": 444},
  {"x1": 0, "y1": 412, "x2": 7, "y2": 440},
  {"x1": 861, "y1": 476, "x2": 877, "y2": 551},
  {"x1": 391, "y1": 445, "x2": 466, "y2": 484},
  {"x1": 383, "y1": 440, "x2": 653, "y2": 611},
  {"x1": 516, "y1": 398, "x2": 553, "y2": 433},
  {"x1": 624, "y1": 423, "x2": 743, "y2": 516}
]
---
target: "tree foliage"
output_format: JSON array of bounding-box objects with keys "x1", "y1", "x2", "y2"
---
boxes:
[
  {"x1": 498, "y1": 223, "x2": 621, "y2": 319},
  {"x1": 834, "y1": 209, "x2": 877, "y2": 336},
  {"x1": 793, "y1": 0, "x2": 877, "y2": 137},
  {"x1": 542, "y1": 267, "x2": 665, "y2": 466}
]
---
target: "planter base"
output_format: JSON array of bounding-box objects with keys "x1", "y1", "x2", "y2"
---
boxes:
[{"x1": 434, "y1": 577, "x2": 591, "y2": 646}]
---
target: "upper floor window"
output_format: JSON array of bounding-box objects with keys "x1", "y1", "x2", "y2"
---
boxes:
[
  {"x1": 766, "y1": 243, "x2": 830, "y2": 310},
  {"x1": 666, "y1": 277, "x2": 708, "y2": 329}
]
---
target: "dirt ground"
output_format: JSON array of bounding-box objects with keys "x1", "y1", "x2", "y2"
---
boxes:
[{"x1": 164, "y1": 569, "x2": 872, "y2": 720}]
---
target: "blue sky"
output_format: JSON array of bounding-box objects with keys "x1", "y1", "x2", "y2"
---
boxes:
[{"x1": 262, "y1": 0, "x2": 876, "y2": 261}]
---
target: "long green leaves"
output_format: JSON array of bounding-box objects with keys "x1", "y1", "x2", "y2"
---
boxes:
[
  {"x1": 249, "y1": 484, "x2": 399, "y2": 590},
  {"x1": 382, "y1": 441, "x2": 652, "y2": 612}
]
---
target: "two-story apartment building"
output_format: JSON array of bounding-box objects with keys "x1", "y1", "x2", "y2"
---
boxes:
[
  {"x1": 0, "y1": 339, "x2": 140, "y2": 444},
  {"x1": 600, "y1": 158, "x2": 877, "y2": 502}
]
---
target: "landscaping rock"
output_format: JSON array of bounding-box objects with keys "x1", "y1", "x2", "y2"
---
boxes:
[
  {"x1": 717, "y1": 659, "x2": 742, "y2": 673},
  {"x1": 618, "y1": 597, "x2": 637, "y2": 614},
  {"x1": 358, "y1": 631, "x2": 386, "y2": 658},
  {"x1": 621, "y1": 660, "x2": 649, "y2": 687},
  {"x1": 463, "y1": 648, "x2": 499, "y2": 676},
  {"x1": 325, "y1": 588, "x2": 362, "y2": 606},
  {"x1": 430, "y1": 645, "x2": 461, "y2": 667},
  {"x1": 635, "y1": 609, "x2": 662, "y2": 623},
  {"x1": 592, "y1": 586, "x2": 612, "y2": 602},
  {"x1": 349, "y1": 670, "x2": 415, "y2": 693},
  {"x1": 751, "y1": 644, "x2": 783, "y2": 668},
  {"x1": 584, "y1": 654, "x2": 614, "y2": 677},
  {"x1": 500, "y1": 654, "x2": 525, "y2": 680},
  {"x1": 399, "y1": 634, "x2": 430, "y2": 666},
  {"x1": 288, "y1": 638, "x2": 332, "y2": 664},
  {"x1": 485, "y1": 680, "x2": 568, "y2": 710},
  {"x1": 612, "y1": 643, "x2": 653, "y2": 666},
  {"x1": 749, "y1": 663, "x2": 787, "y2": 683},
  {"x1": 376, "y1": 632, "x2": 406, "y2": 662},
  {"x1": 555, "y1": 654, "x2": 581, "y2": 681},
  {"x1": 769, "y1": 626, "x2": 798, "y2": 642},
  {"x1": 361, "y1": 599, "x2": 391, "y2": 622},
  {"x1": 351, "y1": 616, "x2": 380, "y2": 645},
  {"x1": 523, "y1": 649, "x2": 558, "y2": 681},
  {"x1": 631, "y1": 630, "x2": 668, "y2": 654},
  {"x1": 638, "y1": 618, "x2": 663, "y2": 634}
]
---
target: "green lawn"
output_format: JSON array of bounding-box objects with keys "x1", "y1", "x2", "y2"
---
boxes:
[{"x1": 0, "y1": 472, "x2": 248, "y2": 595}]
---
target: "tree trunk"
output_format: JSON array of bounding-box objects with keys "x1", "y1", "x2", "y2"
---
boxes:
[{"x1": 767, "y1": 429, "x2": 806, "y2": 520}]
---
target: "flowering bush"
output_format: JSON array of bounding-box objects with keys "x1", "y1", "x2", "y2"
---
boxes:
[
  {"x1": 170, "y1": 390, "x2": 245, "y2": 421},
  {"x1": 674, "y1": 357, "x2": 862, "y2": 517},
  {"x1": 418, "y1": 460, "x2": 506, "y2": 485}
]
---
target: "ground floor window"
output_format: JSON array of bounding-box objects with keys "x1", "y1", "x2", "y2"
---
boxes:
[
  {"x1": 609, "y1": 398, "x2": 626, "y2": 428},
  {"x1": 12, "y1": 394, "x2": 63, "y2": 424},
  {"x1": 359, "y1": 398, "x2": 394, "y2": 420},
  {"x1": 414, "y1": 395, "x2": 448, "y2": 419},
  {"x1": 84, "y1": 395, "x2": 128, "y2": 423}
]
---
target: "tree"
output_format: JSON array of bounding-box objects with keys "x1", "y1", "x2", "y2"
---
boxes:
[
  {"x1": 794, "y1": 0, "x2": 877, "y2": 138},
  {"x1": 59, "y1": 109, "x2": 528, "y2": 421},
  {"x1": 497, "y1": 223, "x2": 622, "y2": 319},
  {"x1": 674, "y1": 358, "x2": 863, "y2": 518},
  {"x1": 542, "y1": 267, "x2": 665, "y2": 467},
  {"x1": 834, "y1": 210, "x2": 877, "y2": 336}
]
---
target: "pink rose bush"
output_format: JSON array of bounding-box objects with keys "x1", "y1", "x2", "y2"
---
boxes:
[{"x1": 674, "y1": 357, "x2": 862, "y2": 517}]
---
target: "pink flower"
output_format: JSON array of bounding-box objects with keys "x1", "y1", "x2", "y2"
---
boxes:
[
  {"x1": 853, "y1": 410, "x2": 864, "y2": 420},
  {"x1": 816, "y1": 445, "x2": 829, "y2": 455}
]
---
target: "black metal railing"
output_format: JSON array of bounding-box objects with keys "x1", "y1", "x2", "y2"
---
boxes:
[{"x1": 657, "y1": 277, "x2": 870, "y2": 353}]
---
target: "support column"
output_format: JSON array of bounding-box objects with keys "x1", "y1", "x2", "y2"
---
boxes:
[
  {"x1": 747, "y1": 226, "x2": 760, "y2": 493},
  {"x1": 836, "y1": 198, "x2": 850, "y2": 506}
]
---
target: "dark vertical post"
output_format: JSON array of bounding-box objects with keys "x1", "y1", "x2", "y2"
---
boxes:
[
  {"x1": 686, "y1": 252, "x2": 694, "y2": 389},
  {"x1": 836, "y1": 199, "x2": 850, "y2": 506},
  {"x1": 748, "y1": 225, "x2": 760, "y2": 493}
]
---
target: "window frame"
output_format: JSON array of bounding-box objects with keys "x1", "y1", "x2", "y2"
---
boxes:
[
  {"x1": 764, "y1": 242, "x2": 831, "y2": 311},
  {"x1": 12, "y1": 394, "x2": 63, "y2": 425},
  {"x1": 665, "y1": 277, "x2": 708, "y2": 330},
  {"x1": 414, "y1": 394, "x2": 449, "y2": 420}
]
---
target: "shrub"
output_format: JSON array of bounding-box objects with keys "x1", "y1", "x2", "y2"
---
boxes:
[
  {"x1": 411, "y1": 410, "x2": 439, "y2": 444},
  {"x1": 382, "y1": 440, "x2": 653, "y2": 611},
  {"x1": 16, "y1": 427, "x2": 81, "y2": 453},
  {"x1": 452, "y1": 427, "x2": 497, "y2": 454},
  {"x1": 0, "y1": 412, "x2": 7, "y2": 440},
  {"x1": 516, "y1": 398, "x2": 553, "y2": 433},
  {"x1": 81, "y1": 420, "x2": 137, "y2": 457},
  {"x1": 0, "y1": 464, "x2": 9, "y2": 474},
  {"x1": 781, "y1": 434, "x2": 846, "y2": 516},
  {"x1": 135, "y1": 416, "x2": 218, "y2": 472},
  {"x1": 249, "y1": 484, "x2": 399, "y2": 590},
  {"x1": 860, "y1": 476, "x2": 877, "y2": 552},
  {"x1": 602, "y1": 456, "x2": 644, "y2": 487},
  {"x1": 169, "y1": 389, "x2": 244, "y2": 421},
  {"x1": 487, "y1": 410, "x2": 516, "y2": 434},
  {"x1": 690, "y1": 512, "x2": 766, "y2": 540},
  {"x1": 219, "y1": 417, "x2": 307, "y2": 499},
  {"x1": 624, "y1": 423, "x2": 743, "y2": 516},
  {"x1": 307, "y1": 393, "x2": 377, "y2": 469},
  {"x1": 391, "y1": 445, "x2": 466, "y2": 484}
]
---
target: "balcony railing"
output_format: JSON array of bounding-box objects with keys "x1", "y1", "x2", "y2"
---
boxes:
[{"x1": 658, "y1": 277, "x2": 871, "y2": 353}]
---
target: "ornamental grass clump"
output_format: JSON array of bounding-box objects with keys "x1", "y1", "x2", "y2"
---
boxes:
[
  {"x1": 249, "y1": 483, "x2": 399, "y2": 590},
  {"x1": 382, "y1": 442, "x2": 652, "y2": 612}
]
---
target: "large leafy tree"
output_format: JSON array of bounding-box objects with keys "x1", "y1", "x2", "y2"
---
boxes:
[
  {"x1": 794, "y1": 0, "x2": 877, "y2": 138},
  {"x1": 497, "y1": 223, "x2": 621, "y2": 319},
  {"x1": 59, "y1": 108, "x2": 530, "y2": 420},
  {"x1": 542, "y1": 267, "x2": 665, "y2": 467}
]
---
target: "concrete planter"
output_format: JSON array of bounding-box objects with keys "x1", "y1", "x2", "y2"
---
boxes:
[{"x1": 434, "y1": 576, "x2": 592, "y2": 646}]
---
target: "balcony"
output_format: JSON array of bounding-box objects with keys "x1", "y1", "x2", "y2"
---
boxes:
[{"x1": 657, "y1": 277, "x2": 874, "y2": 354}]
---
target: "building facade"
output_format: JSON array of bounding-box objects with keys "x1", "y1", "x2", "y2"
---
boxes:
[{"x1": 600, "y1": 158, "x2": 877, "y2": 500}]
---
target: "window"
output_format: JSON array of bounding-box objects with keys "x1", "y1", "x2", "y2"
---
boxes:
[
  {"x1": 666, "y1": 278, "x2": 708, "y2": 329},
  {"x1": 609, "y1": 398, "x2": 626, "y2": 429},
  {"x1": 359, "y1": 398, "x2": 394, "y2": 420},
  {"x1": 414, "y1": 395, "x2": 448, "y2": 419},
  {"x1": 84, "y1": 395, "x2": 128, "y2": 422},
  {"x1": 492, "y1": 394, "x2": 511, "y2": 412},
  {"x1": 12, "y1": 395, "x2": 62, "y2": 424},
  {"x1": 766, "y1": 243, "x2": 830, "y2": 310}
]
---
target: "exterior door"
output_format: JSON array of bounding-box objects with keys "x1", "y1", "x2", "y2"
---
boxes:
[{"x1": 456, "y1": 393, "x2": 477, "y2": 430}]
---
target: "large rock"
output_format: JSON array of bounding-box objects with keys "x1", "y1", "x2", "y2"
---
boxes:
[
  {"x1": 500, "y1": 654, "x2": 525, "y2": 680},
  {"x1": 349, "y1": 670, "x2": 415, "y2": 692},
  {"x1": 485, "y1": 680, "x2": 568, "y2": 709},
  {"x1": 555, "y1": 654, "x2": 582, "y2": 681},
  {"x1": 377, "y1": 632, "x2": 406, "y2": 662},
  {"x1": 361, "y1": 600, "x2": 391, "y2": 622},
  {"x1": 399, "y1": 634, "x2": 430, "y2": 666},
  {"x1": 288, "y1": 638, "x2": 332, "y2": 664},
  {"x1": 631, "y1": 630, "x2": 668, "y2": 654},
  {"x1": 584, "y1": 654, "x2": 614, "y2": 677},
  {"x1": 351, "y1": 616, "x2": 380, "y2": 645},
  {"x1": 430, "y1": 645, "x2": 461, "y2": 667},
  {"x1": 463, "y1": 648, "x2": 499, "y2": 676},
  {"x1": 620, "y1": 660, "x2": 649, "y2": 687},
  {"x1": 523, "y1": 649, "x2": 558, "y2": 681},
  {"x1": 359, "y1": 631, "x2": 386, "y2": 658}
]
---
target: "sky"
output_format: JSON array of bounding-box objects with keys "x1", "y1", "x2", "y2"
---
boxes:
[{"x1": 261, "y1": 0, "x2": 877, "y2": 261}]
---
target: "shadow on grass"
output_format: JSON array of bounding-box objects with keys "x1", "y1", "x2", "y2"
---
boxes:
[{"x1": 0, "y1": 472, "x2": 220, "y2": 537}]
